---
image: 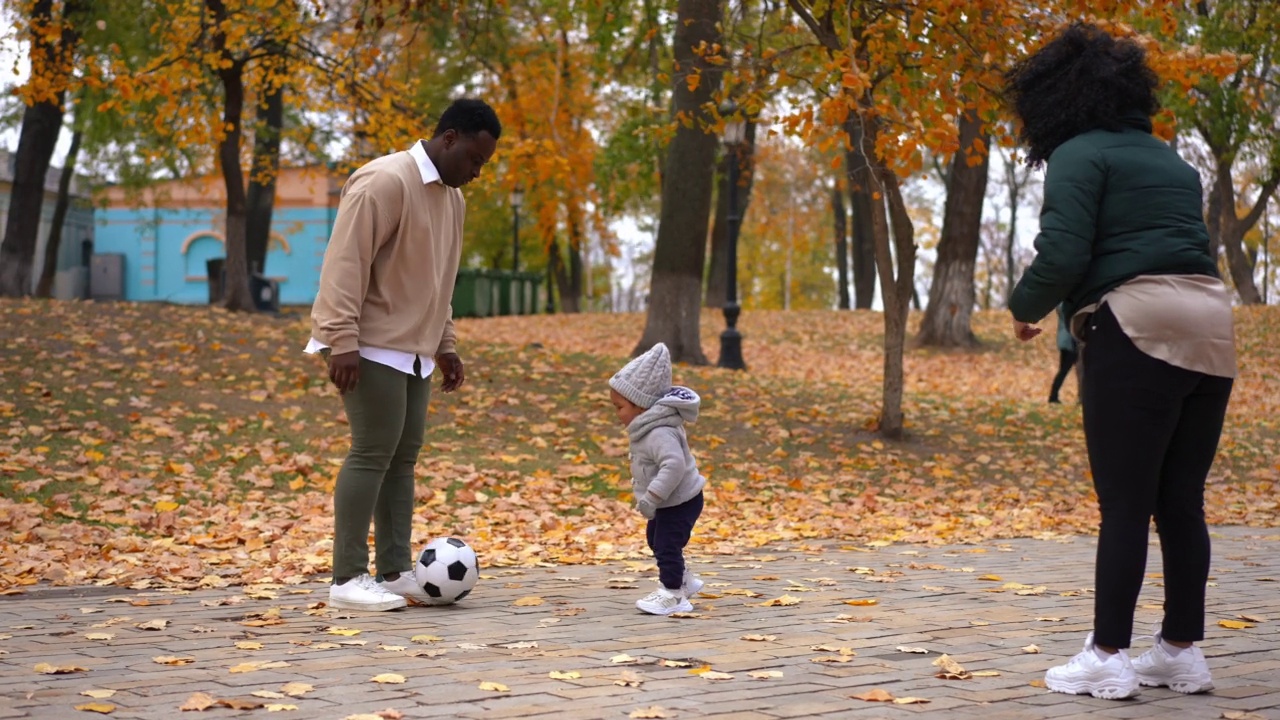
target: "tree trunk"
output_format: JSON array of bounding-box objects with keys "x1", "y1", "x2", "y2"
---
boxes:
[
  {"x1": 1004, "y1": 150, "x2": 1023, "y2": 307},
  {"x1": 0, "y1": 0, "x2": 81, "y2": 298},
  {"x1": 844, "y1": 117, "x2": 877, "y2": 309},
  {"x1": 917, "y1": 111, "x2": 989, "y2": 347},
  {"x1": 553, "y1": 208, "x2": 585, "y2": 313},
  {"x1": 833, "y1": 183, "x2": 850, "y2": 309},
  {"x1": 208, "y1": 0, "x2": 253, "y2": 311},
  {"x1": 217, "y1": 63, "x2": 254, "y2": 311},
  {"x1": 850, "y1": 116, "x2": 916, "y2": 439},
  {"x1": 35, "y1": 126, "x2": 82, "y2": 298},
  {"x1": 1213, "y1": 161, "x2": 1276, "y2": 305},
  {"x1": 705, "y1": 119, "x2": 757, "y2": 308},
  {"x1": 245, "y1": 73, "x2": 284, "y2": 275},
  {"x1": 633, "y1": 0, "x2": 723, "y2": 362}
]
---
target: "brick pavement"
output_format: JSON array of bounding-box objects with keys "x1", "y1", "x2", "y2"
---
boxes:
[{"x1": 1, "y1": 526, "x2": 1277, "y2": 719}]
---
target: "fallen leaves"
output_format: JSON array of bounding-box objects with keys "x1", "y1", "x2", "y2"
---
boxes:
[
  {"x1": 370, "y1": 674, "x2": 406, "y2": 684},
  {"x1": 629, "y1": 708, "x2": 669, "y2": 719},
  {"x1": 897, "y1": 646, "x2": 929, "y2": 654},
  {"x1": 1219, "y1": 619, "x2": 1256, "y2": 629},
  {"x1": 153, "y1": 655, "x2": 196, "y2": 665},
  {"x1": 842, "y1": 598, "x2": 878, "y2": 606},
  {"x1": 758, "y1": 594, "x2": 801, "y2": 607},
  {"x1": 74, "y1": 703, "x2": 116, "y2": 714},
  {"x1": 740, "y1": 634, "x2": 776, "y2": 642},
  {"x1": 549, "y1": 670, "x2": 581, "y2": 680},
  {"x1": 228, "y1": 661, "x2": 290, "y2": 673},
  {"x1": 478, "y1": 681, "x2": 509, "y2": 692},
  {"x1": 513, "y1": 596, "x2": 544, "y2": 606},
  {"x1": 1022, "y1": 644, "x2": 1041, "y2": 654}
]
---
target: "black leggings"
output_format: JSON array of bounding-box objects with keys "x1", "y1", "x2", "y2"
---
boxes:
[
  {"x1": 1050, "y1": 348, "x2": 1078, "y2": 401},
  {"x1": 1081, "y1": 305, "x2": 1233, "y2": 648}
]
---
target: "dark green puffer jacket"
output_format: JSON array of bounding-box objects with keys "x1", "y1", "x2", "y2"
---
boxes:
[{"x1": 1009, "y1": 113, "x2": 1218, "y2": 323}]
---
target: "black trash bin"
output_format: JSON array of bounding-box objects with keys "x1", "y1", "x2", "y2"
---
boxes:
[
  {"x1": 206, "y1": 258, "x2": 226, "y2": 304},
  {"x1": 250, "y1": 273, "x2": 280, "y2": 313}
]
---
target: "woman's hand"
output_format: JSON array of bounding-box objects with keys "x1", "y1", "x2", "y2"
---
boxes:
[{"x1": 1012, "y1": 318, "x2": 1042, "y2": 342}]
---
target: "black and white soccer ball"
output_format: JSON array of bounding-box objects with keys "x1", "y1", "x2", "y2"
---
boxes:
[{"x1": 415, "y1": 537, "x2": 479, "y2": 605}]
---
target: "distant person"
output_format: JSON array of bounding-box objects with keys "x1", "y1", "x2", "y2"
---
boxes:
[
  {"x1": 306, "y1": 98, "x2": 501, "y2": 611},
  {"x1": 1049, "y1": 304, "x2": 1078, "y2": 404},
  {"x1": 1005, "y1": 23, "x2": 1235, "y2": 699},
  {"x1": 608, "y1": 343, "x2": 707, "y2": 616}
]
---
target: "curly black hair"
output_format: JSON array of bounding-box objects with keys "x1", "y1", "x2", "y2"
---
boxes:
[
  {"x1": 1003, "y1": 22, "x2": 1160, "y2": 167},
  {"x1": 433, "y1": 98, "x2": 502, "y2": 140}
]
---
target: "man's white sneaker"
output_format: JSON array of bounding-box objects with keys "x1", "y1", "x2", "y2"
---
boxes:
[
  {"x1": 329, "y1": 574, "x2": 407, "y2": 612},
  {"x1": 377, "y1": 570, "x2": 433, "y2": 605},
  {"x1": 1045, "y1": 633, "x2": 1140, "y2": 700},
  {"x1": 682, "y1": 571, "x2": 704, "y2": 597},
  {"x1": 636, "y1": 587, "x2": 693, "y2": 616},
  {"x1": 1133, "y1": 631, "x2": 1214, "y2": 694}
]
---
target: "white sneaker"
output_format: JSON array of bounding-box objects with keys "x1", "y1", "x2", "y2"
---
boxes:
[
  {"x1": 377, "y1": 570, "x2": 433, "y2": 605},
  {"x1": 1133, "y1": 631, "x2": 1214, "y2": 694},
  {"x1": 636, "y1": 587, "x2": 693, "y2": 616},
  {"x1": 329, "y1": 574, "x2": 407, "y2": 612},
  {"x1": 1045, "y1": 633, "x2": 1140, "y2": 700},
  {"x1": 682, "y1": 571, "x2": 704, "y2": 597}
]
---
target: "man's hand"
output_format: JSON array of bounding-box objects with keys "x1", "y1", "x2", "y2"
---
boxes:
[
  {"x1": 437, "y1": 352, "x2": 465, "y2": 393},
  {"x1": 328, "y1": 351, "x2": 361, "y2": 394},
  {"x1": 1012, "y1": 318, "x2": 1042, "y2": 342}
]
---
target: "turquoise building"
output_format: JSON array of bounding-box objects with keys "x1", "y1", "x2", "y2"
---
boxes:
[{"x1": 93, "y1": 168, "x2": 340, "y2": 304}]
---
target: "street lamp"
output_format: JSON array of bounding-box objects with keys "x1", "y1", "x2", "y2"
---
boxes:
[
  {"x1": 717, "y1": 107, "x2": 747, "y2": 370},
  {"x1": 509, "y1": 186, "x2": 524, "y2": 272}
]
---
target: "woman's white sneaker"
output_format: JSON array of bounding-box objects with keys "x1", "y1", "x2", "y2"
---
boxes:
[
  {"x1": 636, "y1": 587, "x2": 693, "y2": 616},
  {"x1": 1044, "y1": 633, "x2": 1140, "y2": 700},
  {"x1": 682, "y1": 571, "x2": 704, "y2": 597},
  {"x1": 1133, "y1": 631, "x2": 1214, "y2": 694},
  {"x1": 329, "y1": 574, "x2": 407, "y2": 612}
]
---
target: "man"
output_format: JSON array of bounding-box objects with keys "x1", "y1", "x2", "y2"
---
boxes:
[{"x1": 305, "y1": 98, "x2": 501, "y2": 611}]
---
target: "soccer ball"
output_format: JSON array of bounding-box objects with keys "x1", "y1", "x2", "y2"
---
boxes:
[{"x1": 415, "y1": 537, "x2": 479, "y2": 605}]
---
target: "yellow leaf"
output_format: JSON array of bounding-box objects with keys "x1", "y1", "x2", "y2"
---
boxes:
[
  {"x1": 749, "y1": 670, "x2": 784, "y2": 679},
  {"x1": 154, "y1": 500, "x2": 179, "y2": 512},
  {"x1": 978, "y1": 575, "x2": 1002, "y2": 581},
  {"x1": 892, "y1": 697, "x2": 931, "y2": 705},
  {"x1": 235, "y1": 641, "x2": 263, "y2": 650},
  {"x1": 1022, "y1": 644, "x2": 1041, "y2": 654},
  {"x1": 181, "y1": 692, "x2": 217, "y2": 711},
  {"x1": 265, "y1": 704, "x2": 298, "y2": 712},
  {"x1": 152, "y1": 656, "x2": 195, "y2": 665},
  {"x1": 80, "y1": 690, "x2": 116, "y2": 699},
  {"x1": 34, "y1": 663, "x2": 88, "y2": 674},
  {"x1": 1029, "y1": 679, "x2": 1047, "y2": 688},
  {"x1": 478, "y1": 681, "x2": 509, "y2": 692},
  {"x1": 629, "y1": 708, "x2": 669, "y2": 719},
  {"x1": 136, "y1": 619, "x2": 168, "y2": 630},
  {"x1": 74, "y1": 703, "x2": 115, "y2": 714},
  {"x1": 759, "y1": 594, "x2": 801, "y2": 607},
  {"x1": 84, "y1": 633, "x2": 115, "y2": 641},
  {"x1": 280, "y1": 683, "x2": 313, "y2": 697},
  {"x1": 326, "y1": 627, "x2": 361, "y2": 636},
  {"x1": 1219, "y1": 619, "x2": 1255, "y2": 630},
  {"x1": 740, "y1": 634, "x2": 776, "y2": 641},
  {"x1": 1036, "y1": 617, "x2": 1064, "y2": 622},
  {"x1": 611, "y1": 654, "x2": 638, "y2": 664},
  {"x1": 513, "y1": 596, "x2": 544, "y2": 606},
  {"x1": 851, "y1": 688, "x2": 895, "y2": 702},
  {"x1": 549, "y1": 670, "x2": 581, "y2": 680},
  {"x1": 229, "y1": 661, "x2": 290, "y2": 673},
  {"x1": 843, "y1": 599, "x2": 878, "y2": 606},
  {"x1": 410, "y1": 634, "x2": 442, "y2": 644},
  {"x1": 370, "y1": 674, "x2": 406, "y2": 684}
]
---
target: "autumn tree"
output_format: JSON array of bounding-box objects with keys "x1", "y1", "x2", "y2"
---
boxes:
[
  {"x1": 633, "y1": 0, "x2": 725, "y2": 362},
  {"x1": 0, "y1": 0, "x2": 87, "y2": 297},
  {"x1": 1160, "y1": 0, "x2": 1279, "y2": 304}
]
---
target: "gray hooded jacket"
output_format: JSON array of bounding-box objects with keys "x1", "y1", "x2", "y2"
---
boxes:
[{"x1": 628, "y1": 386, "x2": 706, "y2": 508}]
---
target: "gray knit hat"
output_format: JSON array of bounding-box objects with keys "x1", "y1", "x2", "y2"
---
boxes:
[{"x1": 609, "y1": 342, "x2": 672, "y2": 409}]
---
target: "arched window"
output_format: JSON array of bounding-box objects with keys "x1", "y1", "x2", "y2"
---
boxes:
[{"x1": 181, "y1": 232, "x2": 225, "y2": 280}]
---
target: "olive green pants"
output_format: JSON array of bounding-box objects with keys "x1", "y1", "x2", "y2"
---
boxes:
[{"x1": 332, "y1": 358, "x2": 430, "y2": 582}]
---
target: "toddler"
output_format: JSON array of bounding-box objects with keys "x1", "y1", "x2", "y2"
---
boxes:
[{"x1": 608, "y1": 342, "x2": 706, "y2": 615}]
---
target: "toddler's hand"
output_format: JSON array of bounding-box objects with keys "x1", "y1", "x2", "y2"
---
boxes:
[{"x1": 636, "y1": 495, "x2": 658, "y2": 520}]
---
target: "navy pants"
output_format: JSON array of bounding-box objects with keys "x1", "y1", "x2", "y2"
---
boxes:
[
  {"x1": 1082, "y1": 305, "x2": 1232, "y2": 648},
  {"x1": 646, "y1": 492, "x2": 703, "y2": 590}
]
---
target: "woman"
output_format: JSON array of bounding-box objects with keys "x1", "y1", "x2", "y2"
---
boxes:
[{"x1": 1004, "y1": 23, "x2": 1235, "y2": 700}]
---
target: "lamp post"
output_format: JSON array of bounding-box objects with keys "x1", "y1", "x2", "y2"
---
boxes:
[
  {"x1": 717, "y1": 109, "x2": 747, "y2": 370},
  {"x1": 509, "y1": 186, "x2": 524, "y2": 272}
]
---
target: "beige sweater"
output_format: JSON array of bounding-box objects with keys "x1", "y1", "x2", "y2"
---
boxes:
[{"x1": 311, "y1": 147, "x2": 462, "y2": 358}]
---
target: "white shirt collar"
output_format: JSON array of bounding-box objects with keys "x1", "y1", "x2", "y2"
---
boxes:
[{"x1": 408, "y1": 140, "x2": 441, "y2": 185}]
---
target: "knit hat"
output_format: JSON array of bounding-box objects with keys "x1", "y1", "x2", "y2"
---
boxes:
[{"x1": 609, "y1": 342, "x2": 672, "y2": 409}]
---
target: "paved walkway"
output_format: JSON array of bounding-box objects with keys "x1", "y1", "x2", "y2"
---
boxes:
[{"x1": 2, "y1": 527, "x2": 1277, "y2": 720}]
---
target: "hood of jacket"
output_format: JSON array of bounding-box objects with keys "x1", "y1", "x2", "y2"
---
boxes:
[{"x1": 627, "y1": 386, "x2": 700, "y2": 441}]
